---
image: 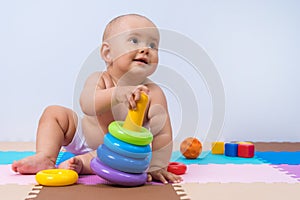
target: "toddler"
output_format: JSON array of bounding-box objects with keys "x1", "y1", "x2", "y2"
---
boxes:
[{"x1": 12, "y1": 14, "x2": 182, "y2": 184}]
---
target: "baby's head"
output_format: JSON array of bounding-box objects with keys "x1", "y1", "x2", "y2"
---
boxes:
[{"x1": 101, "y1": 14, "x2": 160, "y2": 84}]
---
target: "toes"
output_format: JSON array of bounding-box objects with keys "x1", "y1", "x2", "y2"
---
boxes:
[
  {"x1": 11, "y1": 161, "x2": 18, "y2": 172},
  {"x1": 67, "y1": 159, "x2": 77, "y2": 170},
  {"x1": 11, "y1": 160, "x2": 23, "y2": 173},
  {"x1": 58, "y1": 157, "x2": 81, "y2": 173},
  {"x1": 68, "y1": 157, "x2": 75, "y2": 165}
]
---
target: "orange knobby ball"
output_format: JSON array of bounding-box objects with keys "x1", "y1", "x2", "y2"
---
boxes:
[{"x1": 180, "y1": 137, "x2": 202, "y2": 159}]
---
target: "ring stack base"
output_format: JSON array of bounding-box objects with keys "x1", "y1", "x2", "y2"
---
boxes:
[{"x1": 91, "y1": 158, "x2": 147, "y2": 187}]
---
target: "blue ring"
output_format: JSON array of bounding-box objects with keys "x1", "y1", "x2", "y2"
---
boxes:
[
  {"x1": 104, "y1": 133, "x2": 151, "y2": 159},
  {"x1": 90, "y1": 158, "x2": 147, "y2": 186},
  {"x1": 97, "y1": 144, "x2": 150, "y2": 174}
]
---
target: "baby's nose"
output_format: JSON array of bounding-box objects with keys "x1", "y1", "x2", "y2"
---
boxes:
[{"x1": 139, "y1": 47, "x2": 149, "y2": 54}]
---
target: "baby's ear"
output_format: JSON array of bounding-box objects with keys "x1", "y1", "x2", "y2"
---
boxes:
[{"x1": 100, "y1": 42, "x2": 112, "y2": 64}]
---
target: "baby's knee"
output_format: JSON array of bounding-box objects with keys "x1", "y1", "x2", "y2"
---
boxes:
[
  {"x1": 39, "y1": 105, "x2": 72, "y2": 124},
  {"x1": 42, "y1": 105, "x2": 66, "y2": 116}
]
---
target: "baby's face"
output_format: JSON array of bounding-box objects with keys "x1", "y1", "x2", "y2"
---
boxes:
[{"x1": 106, "y1": 17, "x2": 160, "y2": 82}]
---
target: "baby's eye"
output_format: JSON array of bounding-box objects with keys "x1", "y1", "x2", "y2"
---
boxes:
[
  {"x1": 148, "y1": 42, "x2": 157, "y2": 49},
  {"x1": 129, "y1": 37, "x2": 139, "y2": 44}
]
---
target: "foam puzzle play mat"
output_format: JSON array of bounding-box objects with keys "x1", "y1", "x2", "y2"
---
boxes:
[{"x1": 1, "y1": 141, "x2": 300, "y2": 200}]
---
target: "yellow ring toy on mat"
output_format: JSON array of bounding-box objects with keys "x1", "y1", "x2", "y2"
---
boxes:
[
  {"x1": 109, "y1": 121, "x2": 153, "y2": 146},
  {"x1": 36, "y1": 169, "x2": 78, "y2": 186}
]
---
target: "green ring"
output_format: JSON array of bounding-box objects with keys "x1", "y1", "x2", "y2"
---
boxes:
[{"x1": 108, "y1": 121, "x2": 153, "y2": 146}]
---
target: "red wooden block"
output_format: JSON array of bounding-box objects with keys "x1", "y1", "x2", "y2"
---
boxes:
[{"x1": 238, "y1": 142, "x2": 255, "y2": 158}]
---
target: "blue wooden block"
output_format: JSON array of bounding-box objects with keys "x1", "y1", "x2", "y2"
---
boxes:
[{"x1": 225, "y1": 143, "x2": 238, "y2": 157}]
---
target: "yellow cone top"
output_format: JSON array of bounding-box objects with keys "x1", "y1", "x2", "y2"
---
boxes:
[{"x1": 123, "y1": 92, "x2": 148, "y2": 132}]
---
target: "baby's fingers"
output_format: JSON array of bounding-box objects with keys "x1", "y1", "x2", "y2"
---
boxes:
[
  {"x1": 156, "y1": 173, "x2": 168, "y2": 184},
  {"x1": 131, "y1": 86, "x2": 147, "y2": 101},
  {"x1": 133, "y1": 90, "x2": 141, "y2": 102},
  {"x1": 166, "y1": 172, "x2": 182, "y2": 183},
  {"x1": 137, "y1": 85, "x2": 150, "y2": 95},
  {"x1": 141, "y1": 86, "x2": 150, "y2": 95},
  {"x1": 127, "y1": 93, "x2": 137, "y2": 110},
  {"x1": 147, "y1": 174, "x2": 152, "y2": 182}
]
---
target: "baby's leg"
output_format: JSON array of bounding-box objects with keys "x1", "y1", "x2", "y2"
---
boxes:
[{"x1": 12, "y1": 105, "x2": 78, "y2": 174}]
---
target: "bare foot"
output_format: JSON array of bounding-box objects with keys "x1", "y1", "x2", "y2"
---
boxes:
[
  {"x1": 58, "y1": 157, "x2": 83, "y2": 174},
  {"x1": 12, "y1": 153, "x2": 56, "y2": 174}
]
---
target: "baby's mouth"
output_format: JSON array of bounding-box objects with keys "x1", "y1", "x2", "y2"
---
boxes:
[{"x1": 133, "y1": 58, "x2": 148, "y2": 65}]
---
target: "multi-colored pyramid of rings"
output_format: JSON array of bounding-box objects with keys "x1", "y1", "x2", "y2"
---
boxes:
[{"x1": 90, "y1": 93, "x2": 153, "y2": 186}]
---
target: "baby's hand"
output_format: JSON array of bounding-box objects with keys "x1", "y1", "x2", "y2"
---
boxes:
[
  {"x1": 127, "y1": 85, "x2": 149, "y2": 110},
  {"x1": 147, "y1": 168, "x2": 183, "y2": 184},
  {"x1": 114, "y1": 85, "x2": 149, "y2": 110}
]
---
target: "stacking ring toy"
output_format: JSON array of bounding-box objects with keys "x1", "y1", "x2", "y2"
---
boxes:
[
  {"x1": 91, "y1": 157, "x2": 147, "y2": 186},
  {"x1": 35, "y1": 169, "x2": 78, "y2": 186},
  {"x1": 98, "y1": 144, "x2": 150, "y2": 173},
  {"x1": 91, "y1": 93, "x2": 152, "y2": 186},
  {"x1": 109, "y1": 121, "x2": 153, "y2": 146},
  {"x1": 104, "y1": 133, "x2": 151, "y2": 159},
  {"x1": 167, "y1": 162, "x2": 187, "y2": 175}
]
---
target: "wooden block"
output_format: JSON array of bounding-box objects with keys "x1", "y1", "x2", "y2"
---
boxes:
[
  {"x1": 211, "y1": 142, "x2": 224, "y2": 154},
  {"x1": 225, "y1": 143, "x2": 238, "y2": 157},
  {"x1": 238, "y1": 143, "x2": 255, "y2": 158}
]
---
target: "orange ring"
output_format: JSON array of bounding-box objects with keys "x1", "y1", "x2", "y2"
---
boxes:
[{"x1": 167, "y1": 162, "x2": 187, "y2": 175}]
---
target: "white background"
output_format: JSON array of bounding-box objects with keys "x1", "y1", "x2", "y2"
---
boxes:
[{"x1": 1, "y1": 0, "x2": 299, "y2": 142}]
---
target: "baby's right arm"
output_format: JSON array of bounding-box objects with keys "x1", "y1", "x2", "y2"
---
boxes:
[
  {"x1": 80, "y1": 71, "x2": 115, "y2": 116},
  {"x1": 80, "y1": 71, "x2": 149, "y2": 116}
]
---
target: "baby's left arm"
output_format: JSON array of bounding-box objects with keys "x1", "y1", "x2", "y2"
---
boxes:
[{"x1": 146, "y1": 84, "x2": 182, "y2": 184}]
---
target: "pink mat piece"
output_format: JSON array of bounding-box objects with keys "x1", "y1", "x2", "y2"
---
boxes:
[
  {"x1": 0, "y1": 165, "x2": 130, "y2": 185},
  {"x1": 272, "y1": 165, "x2": 300, "y2": 181},
  {"x1": 0, "y1": 165, "x2": 161, "y2": 186},
  {"x1": 0, "y1": 165, "x2": 36, "y2": 185},
  {"x1": 1, "y1": 164, "x2": 299, "y2": 185},
  {"x1": 181, "y1": 164, "x2": 299, "y2": 183},
  {"x1": 0, "y1": 165, "x2": 110, "y2": 185}
]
